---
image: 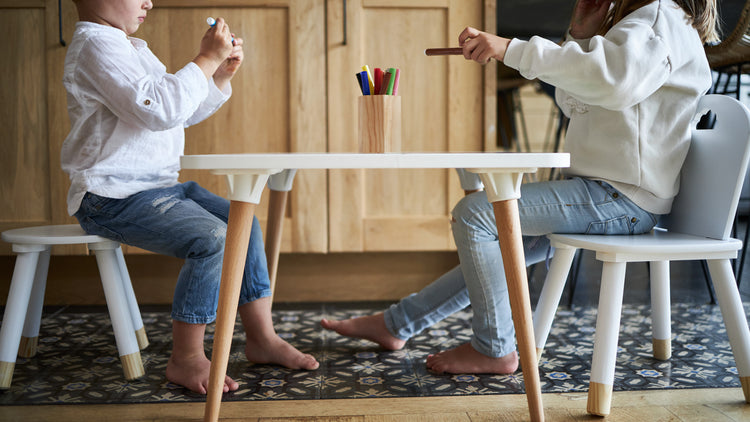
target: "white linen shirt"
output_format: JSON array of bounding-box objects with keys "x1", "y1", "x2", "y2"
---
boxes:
[
  {"x1": 61, "y1": 22, "x2": 231, "y2": 216},
  {"x1": 502, "y1": 0, "x2": 712, "y2": 214}
]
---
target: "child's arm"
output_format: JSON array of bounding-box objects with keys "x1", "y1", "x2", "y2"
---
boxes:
[{"x1": 192, "y1": 17, "x2": 234, "y2": 80}]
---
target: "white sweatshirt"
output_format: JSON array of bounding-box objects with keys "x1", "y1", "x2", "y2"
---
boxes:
[{"x1": 503, "y1": 0, "x2": 712, "y2": 214}]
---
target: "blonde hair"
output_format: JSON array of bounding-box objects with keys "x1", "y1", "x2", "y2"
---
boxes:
[{"x1": 599, "y1": 0, "x2": 719, "y2": 43}]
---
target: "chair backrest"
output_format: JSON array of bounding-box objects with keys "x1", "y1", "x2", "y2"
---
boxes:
[{"x1": 660, "y1": 94, "x2": 750, "y2": 240}]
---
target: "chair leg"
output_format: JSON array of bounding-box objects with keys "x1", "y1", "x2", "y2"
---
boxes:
[
  {"x1": 706, "y1": 259, "x2": 750, "y2": 403},
  {"x1": 0, "y1": 246, "x2": 46, "y2": 389},
  {"x1": 90, "y1": 242, "x2": 144, "y2": 380},
  {"x1": 587, "y1": 261, "x2": 627, "y2": 417},
  {"x1": 533, "y1": 245, "x2": 577, "y2": 361},
  {"x1": 114, "y1": 246, "x2": 148, "y2": 350},
  {"x1": 18, "y1": 248, "x2": 51, "y2": 358},
  {"x1": 649, "y1": 261, "x2": 671, "y2": 360}
]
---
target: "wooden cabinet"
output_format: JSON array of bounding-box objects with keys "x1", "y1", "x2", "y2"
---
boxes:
[
  {"x1": 151, "y1": 0, "x2": 328, "y2": 254},
  {"x1": 327, "y1": 0, "x2": 494, "y2": 252},
  {"x1": 0, "y1": 0, "x2": 494, "y2": 255},
  {"x1": 0, "y1": 0, "x2": 78, "y2": 255}
]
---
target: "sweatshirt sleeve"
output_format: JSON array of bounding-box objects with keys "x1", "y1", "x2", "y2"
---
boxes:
[
  {"x1": 503, "y1": 14, "x2": 671, "y2": 111},
  {"x1": 185, "y1": 78, "x2": 232, "y2": 127},
  {"x1": 74, "y1": 37, "x2": 209, "y2": 132}
]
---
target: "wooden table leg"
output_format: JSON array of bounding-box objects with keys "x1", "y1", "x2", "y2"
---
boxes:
[
  {"x1": 265, "y1": 189, "x2": 288, "y2": 303},
  {"x1": 205, "y1": 200, "x2": 257, "y2": 422},
  {"x1": 492, "y1": 198, "x2": 544, "y2": 422}
]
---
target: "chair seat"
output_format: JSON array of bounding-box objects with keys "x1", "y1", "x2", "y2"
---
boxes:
[
  {"x1": 548, "y1": 231, "x2": 742, "y2": 262},
  {"x1": 1, "y1": 224, "x2": 107, "y2": 245}
]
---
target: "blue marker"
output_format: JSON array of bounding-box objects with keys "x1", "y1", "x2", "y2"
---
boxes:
[{"x1": 206, "y1": 17, "x2": 235, "y2": 44}]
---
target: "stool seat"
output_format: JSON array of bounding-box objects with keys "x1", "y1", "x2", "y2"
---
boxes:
[
  {"x1": 2, "y1": 224, "x2": 108, "y2": 245},
  {"x1": 0, "y1": 224, "x2": 148, "y2": 389}
]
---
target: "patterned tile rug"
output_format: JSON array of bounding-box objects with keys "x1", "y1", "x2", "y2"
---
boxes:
[{"x1": 0, "y1": 301, "x2": 745, "y2": 405}]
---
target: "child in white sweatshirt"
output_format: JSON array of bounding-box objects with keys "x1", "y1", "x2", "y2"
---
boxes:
[{"x1": 322, "y1": 0, "x2": 719, "y2": 375}]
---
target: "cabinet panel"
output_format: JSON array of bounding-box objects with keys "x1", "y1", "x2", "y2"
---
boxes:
[
  {"x1": 143, "y1": 1, "x2": 327, "y2": 253},
  {"x1": 0, "y1": 7, "x2": 49, "y2": 229},
  {"x1": 327, "y1": 0, "x2": 492, "y2": 252}
]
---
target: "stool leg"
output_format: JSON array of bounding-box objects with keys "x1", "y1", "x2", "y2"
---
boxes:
[
  {"x1": 114, "y1": 247, "x2": 148, "y2": 350},
  {"x1": 91, "y1": 244, "x2": 144, "y2": 380},
  {"x1": 707, "y1": 259, "x2": 750, "y2": 403},
  {"x1": 587, "y1": 261, "x2": 627, "y2": 416},
  {"x1": 0, "y1": 248, "x2": 43, "y2": 389},
  {"x1": 19, "y1": 248, "x2": 51, "y2": 358},
  {"x1": 533, "y1": 245, "x2": 577, "y2": 361},
  {"x1": 650, "y1": 261, "x2": 671, "y2": 360}
]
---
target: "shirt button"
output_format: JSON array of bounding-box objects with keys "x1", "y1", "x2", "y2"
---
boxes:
[
  {"x1": 144, "y1": 99, "x2": 151, "y2": 105},
  {"x1": 631, "y1": 217, "x2": 637, "y2": 223},
  {"x1": 612, "y1": 192, "x2": 619, "y2": 198}
]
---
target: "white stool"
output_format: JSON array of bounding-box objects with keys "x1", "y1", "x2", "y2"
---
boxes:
[{"x1": 0, "y1": 225, "x2": 148, "y2": 388}]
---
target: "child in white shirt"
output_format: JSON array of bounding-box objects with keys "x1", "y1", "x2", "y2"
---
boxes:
[{"x1": 63, "y1": 0, "x2": 319, "y2": 394}]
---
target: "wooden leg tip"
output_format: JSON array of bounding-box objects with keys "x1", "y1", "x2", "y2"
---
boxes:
[
  {"x1": 587, "y1": 381, "x2": 612, "y2": 416},
  {"x1": 121, "y1": 352, "x2": 145, "y2": 380},
  {"x1": 0, "y1": 361, "x2": 15, "y2": 389},
  {"x1": 18, "y1": 336, "x2": 39, "y2": 358},
  {"x1": 652, "y1": 338, "x2": 671, "y2": 361},
  {"x1": 135, "y1": 327, "x2": 149, "y2": 350},
  {"x1": 741, "y1": 376, "x2": 750, "y2": 403}
]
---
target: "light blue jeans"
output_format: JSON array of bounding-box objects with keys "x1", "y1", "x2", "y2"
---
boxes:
[
  {"x1": 384, "y1": 177, "x2": 658, "y2": 358},
  {"x1": 74, "y1": 181, "x2": 272, "y2": 324}
]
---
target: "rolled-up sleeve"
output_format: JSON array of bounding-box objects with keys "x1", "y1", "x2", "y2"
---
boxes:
[
  {"x1": 503, "y1": 21, "x2": 671, "y2": 111},
  {"x1": 74, "y1": 38, "x2": 209, "y2": 131}
]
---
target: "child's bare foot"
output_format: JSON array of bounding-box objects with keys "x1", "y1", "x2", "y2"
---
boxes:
[
  {"x1": 245, "y1": 334, "x2": 319, "y2": 370},
  {"x1": 166, "y1": 354, "x2": 239, "y2": 394},
  {"x1": 425, "y1": 342, "x2": 518, "y2": 374},
  {"x1": 320, "y1": 313, "x2": 406, "y2": 350}
]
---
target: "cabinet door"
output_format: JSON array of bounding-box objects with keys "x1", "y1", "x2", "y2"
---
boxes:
[
  {"x1": 128, "y1": 0, "x2": 328, "y2": 253},
  {"x1": 327, "y1": 0, "x2": 494, "y2": 251},
  {"x1": 0, "y1": 0, "x2": 80, "y2": 255}
]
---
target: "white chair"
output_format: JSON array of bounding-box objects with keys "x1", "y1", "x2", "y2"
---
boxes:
[
  {"x1": 533, "y1": 94, "x2": 750, "y2": 416},
  {"x1": 0, "y1": 224, "x2": 148, "y2": 388}
]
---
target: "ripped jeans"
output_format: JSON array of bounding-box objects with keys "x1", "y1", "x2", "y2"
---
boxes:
[
  {"x1": 384, "y1": 177, "x2": 658, "y2": 358},
  {"x1": 74, "y1": 181, "x2": 272, "y2": 324}
]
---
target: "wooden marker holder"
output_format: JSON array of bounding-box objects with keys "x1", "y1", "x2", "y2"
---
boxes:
[{"x1": 358, "y1": 95, "x2": 401, "y2": 153}]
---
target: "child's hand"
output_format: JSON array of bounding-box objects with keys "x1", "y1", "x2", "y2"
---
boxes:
[
  {"x1": 569, "y1": 0, "x2": 613, "y2": 39},
  {"x1": 193, "y1": 17, "x2": 234, "y2": 79},
  {"x1": 213, "y1": 36, "x2": 244, "y2": 90},
  {"x1": 458, "y1": 27, "x2": 511, "y2": 64}
]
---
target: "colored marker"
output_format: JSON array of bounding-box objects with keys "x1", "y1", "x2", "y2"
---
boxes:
[
  {"x1": 379, "y1": 71, "x2": 391, "y2": 95},
  {"x1": 362, "y1": 65, "x2": 375, "y2": 94},
  {"x1": 386, "y1": 68, "x2": 396, "y2": 95},
  {"x1": 374, "y1": 68, "x2": 384, "y2": 95},
  {"x1": 424, "y1": 47, "x2": 463, "y2": 56},
  {"x1": 359, "y1": 71, "x2": 370, "y2": 95},
  {"x1": 392, "y1": 68, "x2": 400, "y2": 95},
  {"x1": 355, "y1": 72, "x2": 364, "y2": 95}
]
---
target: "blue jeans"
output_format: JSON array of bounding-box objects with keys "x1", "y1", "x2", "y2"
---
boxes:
[
  {"x1": 74, "y1": 181, "x2": 272, "y2": 324},
  {"x1": 384, "y1": 177, "x2": 658, "y2": 358}
]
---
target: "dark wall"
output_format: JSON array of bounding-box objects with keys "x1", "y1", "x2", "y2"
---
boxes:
[
  {"x1": 498, "y1": 0, "x2": 746, "y2": 41},
  {"x1": 497, "y1": 0, "x2": 574, "y2": 39}
]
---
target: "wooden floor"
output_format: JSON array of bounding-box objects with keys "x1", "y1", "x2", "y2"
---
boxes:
[{"x1": 1, "y1": 388, "x2": 748, "y2": 421}]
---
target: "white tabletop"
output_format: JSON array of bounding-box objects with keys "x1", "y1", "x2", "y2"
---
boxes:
[{"x1": 180, "y1": 152, "x2": 569, "y2": 171}]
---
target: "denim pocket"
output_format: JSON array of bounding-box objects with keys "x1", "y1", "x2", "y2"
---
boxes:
[
  {"x1": 585, "y1": 215, "x2": 632, "y2": 235},
  {"x1": 81, "y1": 192, "x2": 116, "y2": 213}
]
